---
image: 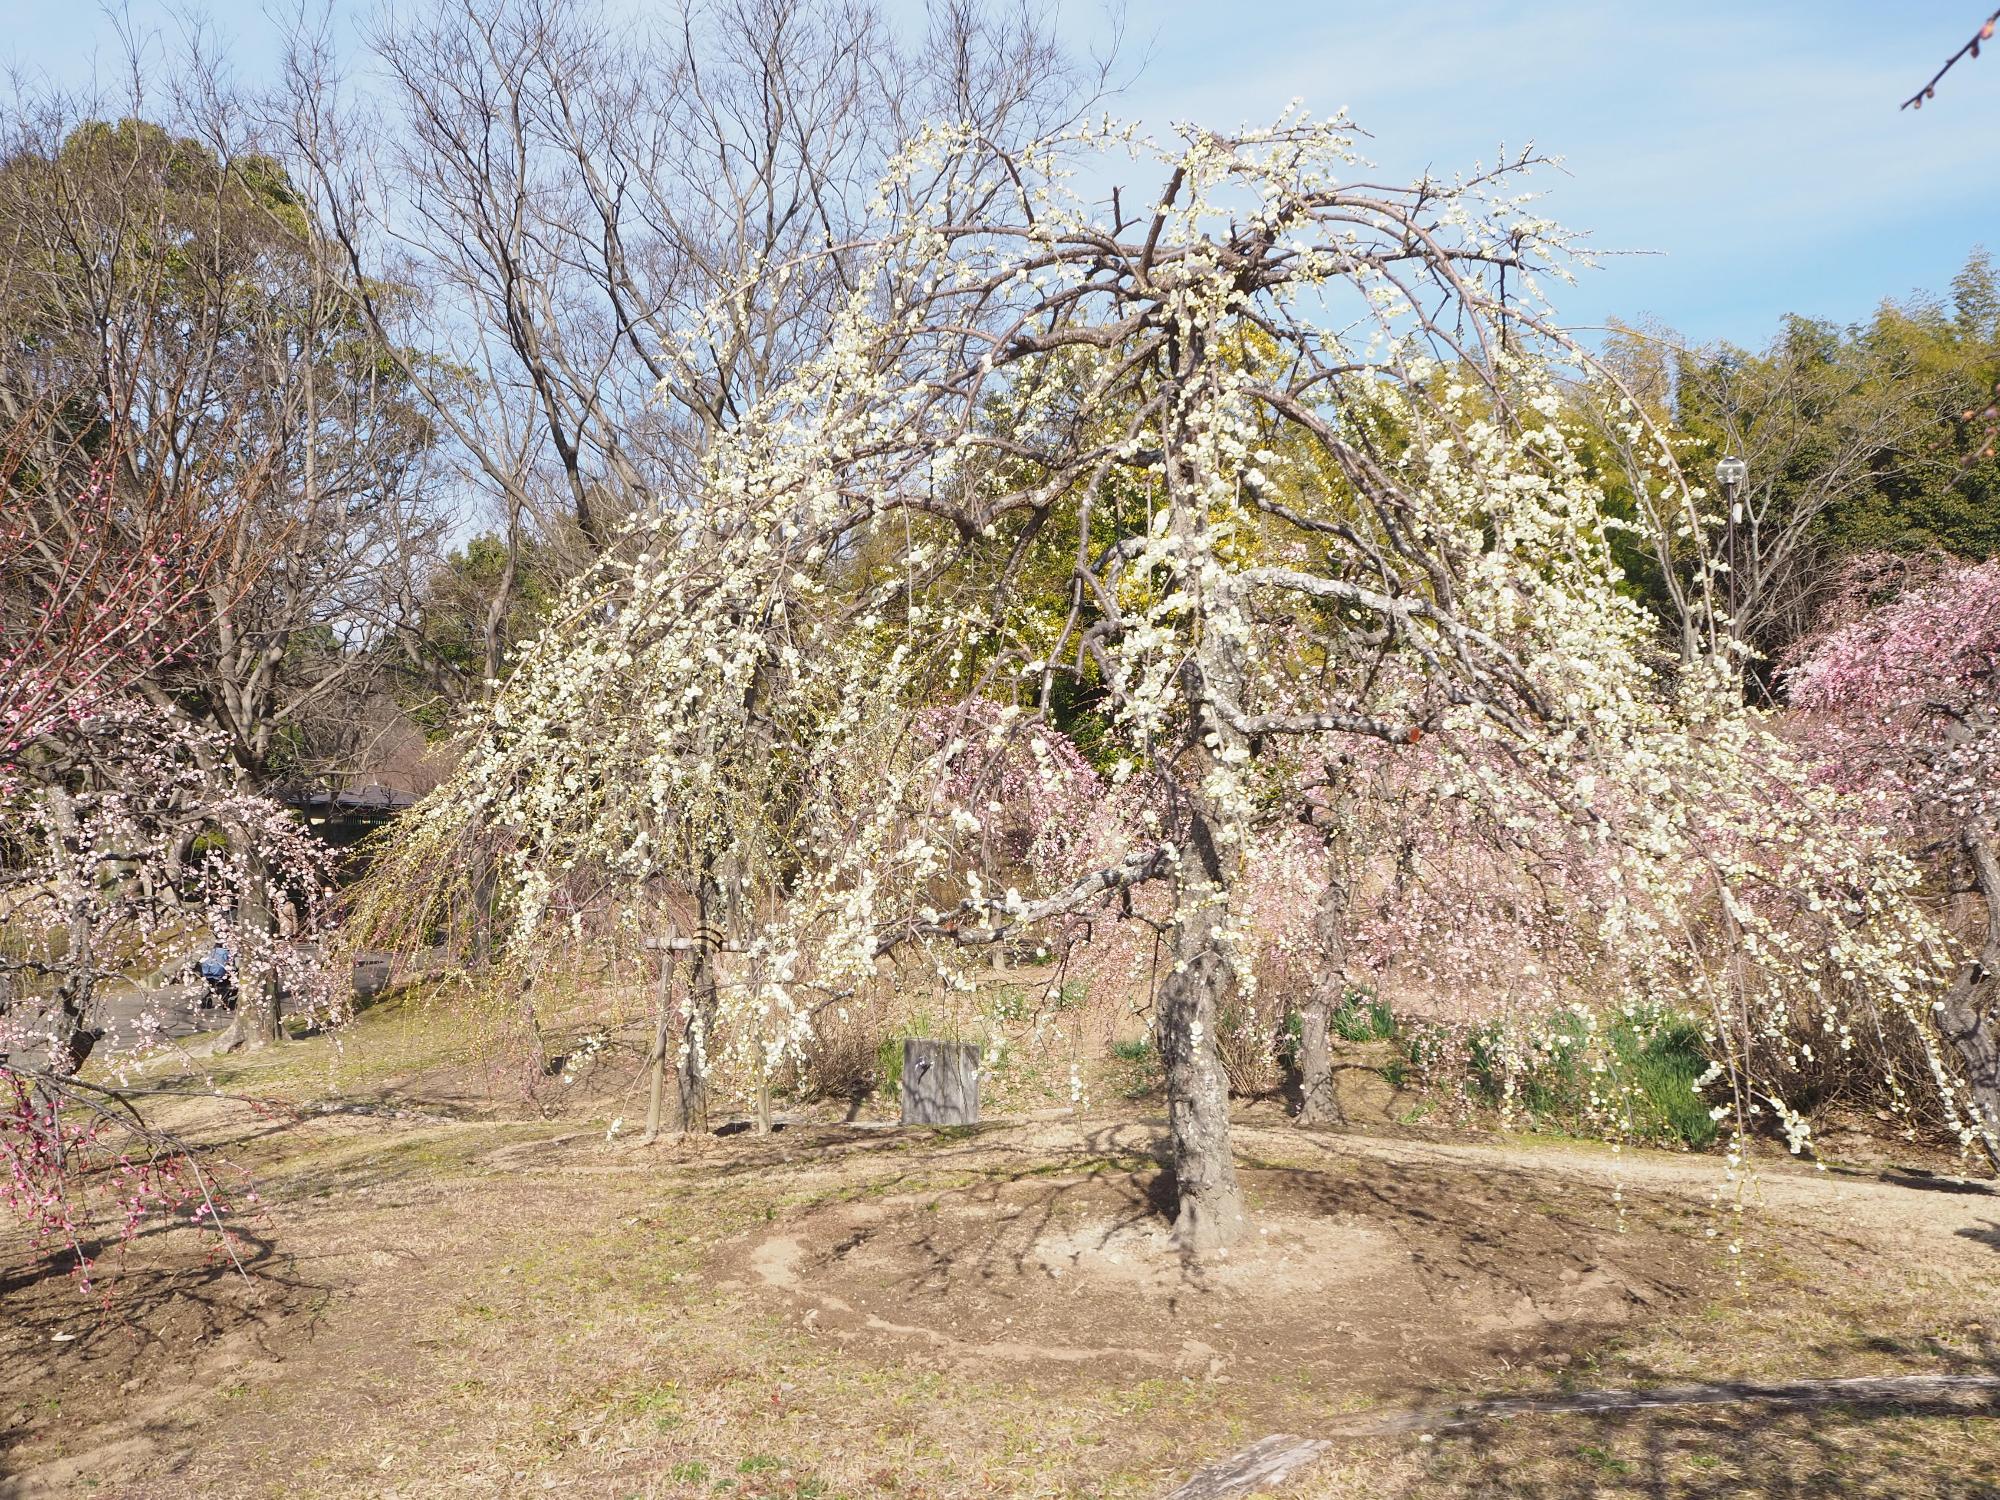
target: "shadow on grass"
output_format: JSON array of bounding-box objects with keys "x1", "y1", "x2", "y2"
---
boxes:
[
  {"x1": 1385, "y1": 1351, "x2": 2000, "y2": 1498},
  {"x1": 0, "y1": 1213, "x2": 328, "y2": 1458}
]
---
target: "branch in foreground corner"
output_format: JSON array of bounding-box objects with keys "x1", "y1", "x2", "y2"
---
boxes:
[{"x1": 1903, "y1": 10, "x2": 2000, "y2": 110}]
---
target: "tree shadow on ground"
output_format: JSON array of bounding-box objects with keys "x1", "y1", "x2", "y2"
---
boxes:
[
  {"x1": 728, "y1": 1128, "x2": 1744, "y2": 1400},
  {"x1": 1387, "y1": 1356, "x2": 2000, "y2": 1498},
  {"x1": 1958, "y1": 1219, "x2": 2000, "y2": 1253},
  {"x1": 0, "y1": 1215, "x2": 325, "y2": 1458}
]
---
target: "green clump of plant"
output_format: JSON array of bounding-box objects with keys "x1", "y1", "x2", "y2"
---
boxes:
[
  {"x1": 874, "y1": 1014, "x2": 942, "y2": 1097},
  {"x1": 1276, "y1": 991, "x2": 1397, "y2": 1069},
  {"x1": 875, "y1": 1035, "x2": 904, "y2": 1097},
  {"x1": 1330, "y1": 991, "x2": 1397, "y2": 1042},
  {"x1": 1618, "y1": 1014, "x2": 1718, "y2": 1148},
  {"x1": 1110, "y1": 1036, "x2": 1162, "y2": 1099},
  {"x1": 1465, "y1": 1010, "x2": 1717, "y2": 1149}
]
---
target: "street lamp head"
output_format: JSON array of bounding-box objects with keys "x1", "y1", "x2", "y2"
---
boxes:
[{"x1": 1714, "y1": 455, "x2": 1748, "y2": 492}]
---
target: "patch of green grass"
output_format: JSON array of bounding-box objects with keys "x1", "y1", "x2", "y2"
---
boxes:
[
  {"x1": 669, "y1": 1461, "x2": 710, "y2": 1483},
  {"x1": 1577, "y1": 1444, "x2": 1632, "y2": 1476},
  {"x1": 621, "y1": 1383, "x2": 683, "y2": 1431},
  {"x1": 1465, "y1": 1010, "x2": 1719, "y2": 1150},
  {"x1": 1108, "y1": 1037, "x2": 1161, "y2": 1100},
  {"x1": 1329, "y1": 993, "x2": 1396, "y2": 1042}
]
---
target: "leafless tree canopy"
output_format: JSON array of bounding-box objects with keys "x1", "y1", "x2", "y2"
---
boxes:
[{"x1": 275, "y1": 0, "x2": 1107, "y2": 593}]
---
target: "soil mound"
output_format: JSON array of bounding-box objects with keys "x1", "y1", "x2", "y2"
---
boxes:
[{"x1": 727, "y1": 1155, "x2": 1710, "y2": 1391}]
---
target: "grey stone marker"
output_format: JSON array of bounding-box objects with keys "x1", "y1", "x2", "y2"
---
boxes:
[{"x1": 899, "y1": 1038, "x2": 980, "y2": 1126}]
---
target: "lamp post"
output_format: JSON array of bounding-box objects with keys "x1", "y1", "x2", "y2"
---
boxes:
[{"x1": 1715, "y1": 454, "x2": 1748, "y2": 634}]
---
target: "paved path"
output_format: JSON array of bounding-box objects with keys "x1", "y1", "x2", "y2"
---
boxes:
[
  {"x1": 96, "y1": 983, "x2": 238, "y2": 1052},
  {"x1": 4, "y1": 985, "x2": 236, "y2": 1072}
]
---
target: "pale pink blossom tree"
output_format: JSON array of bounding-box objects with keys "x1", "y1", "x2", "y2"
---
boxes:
[
  {"x1": 1788, "y1": 555, "x2": 2000, "y2": 1157},
  {"x1": 0, "y1": 447, "x2": 229, "y2": 770},
  {"x1": 0, "y1": 706, "x2": 339, "y2": 1286}
]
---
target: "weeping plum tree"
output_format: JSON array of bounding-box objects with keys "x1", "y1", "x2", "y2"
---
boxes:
[
  {"x1": 0, "y1": 705, "x2": 339, "y2": 1283},
  {"x1": 374, "y1": 112, "x2": 1982, "y2": 1254},
  {"x1": 1789, "y1": 556, "x2": 2000, "y2": 1161}
]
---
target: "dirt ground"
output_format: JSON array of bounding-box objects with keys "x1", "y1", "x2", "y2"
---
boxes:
[{"x1": 3, "y1": 1002, "x2": 1998, "y2": 1498}]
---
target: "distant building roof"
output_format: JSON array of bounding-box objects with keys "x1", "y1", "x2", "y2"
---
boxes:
[{"x1": 287, "y1": 785, "x2": 421, "y2": 815}]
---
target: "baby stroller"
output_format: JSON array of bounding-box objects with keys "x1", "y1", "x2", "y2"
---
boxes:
[{"x1": 197, "y1": 943, "x2": 236, "y2": 1011}]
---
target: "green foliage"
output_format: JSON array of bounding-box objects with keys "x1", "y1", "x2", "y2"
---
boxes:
[
  {"x1": 1275, "y1": 993, "x2": 1396, "y2": 1070},
  {"x1": 1330, "y1": 993, "x2": 1397, "y2": 1043},
  {"x1": 874, "y1": 1034, "x2": 906, "y2": 1098},
  {"x1": 1580, "y1": 254, "x2": 2000, "y2": 684},
  {"x1": 1109, "y1": 1037, "x2": 1161, "y2": 1099},
  {"x1": 402, "y1": 533, "x2": 565, "y2": 733},
  {"x1": 1465, "y1": 1011, "x2": 1717, "y2": 1150}
]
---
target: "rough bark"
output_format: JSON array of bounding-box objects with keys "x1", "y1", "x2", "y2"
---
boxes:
[
  {"x1": 215, "y1": 846, "x2": 282, "y2": 1052},
  {"x1": 1152, "y1": 347, "x2": 1253, "y2": 1254},
  {"x1": 675, "y1": 873, "x2": 722, "y2": 1136},
  {"x1": 1941, "y1": 830, "x2": 2000, "y2": 1169},
  {"x1": 42, "y1": 786, "x2": 104, "y2": 1076},
  {"x1": 1158, "y1": 806, "x2": 1248, "y2": 1255},
  {"x1": 1295, "y1": 871, "x2": 1349, "y2": 1128}
]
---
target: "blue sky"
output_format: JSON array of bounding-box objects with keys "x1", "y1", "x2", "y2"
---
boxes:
[{"x1": 9, "y1": 1, "x2": 1999, "y2": 348}]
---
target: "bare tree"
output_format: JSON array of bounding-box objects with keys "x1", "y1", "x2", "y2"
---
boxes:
[
  {"x1": 268, "y1": 0, "x2": 1106, "y2": 687},
  {"x1": 273, "y1": 0, "x2": 1106, "y2": 1034},
  {"x1": 0, "y1": 69, "x2": 446, "y2": 1048}
]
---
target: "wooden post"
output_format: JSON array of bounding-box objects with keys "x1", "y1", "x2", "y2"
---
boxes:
[
  {"x1": 900, "y1": 1038, "x2": 980, "y2": 1126},
  {"x1": 641, "y1": 928, "x2": 681, "y2": 1144}
]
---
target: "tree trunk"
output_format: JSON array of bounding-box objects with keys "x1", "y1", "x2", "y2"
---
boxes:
[
  {"x1": 1295, "y1": 870, "x2": 1348, "y2": 1128},
  {"x1": 216, "y1": 846, "x2": 282, "y2": 1052},
  {"x1": 1158, "y1": 807, "x2": 1249, "y2": 1255},
  {"x1": 1941, "y1": 831, "x2": 2000, "y2": 1170},
  {"x1": 43, "y1": 786, "x2": 104, "y2": 1076},
  {"x1": 51, "y1": 910, "x2": 101, "y2": 1076},
  {"x1": 1150, "y1": 371, "x2": 1255, "y2": 1254},
  {"x1": 675, "y1": 873, "x2": 722, "y2": 1135}
]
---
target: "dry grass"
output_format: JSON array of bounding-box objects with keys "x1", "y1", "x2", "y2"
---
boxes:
[{"x1": 2, "y1": 992, "x2": 1996, "y2": 1499}]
